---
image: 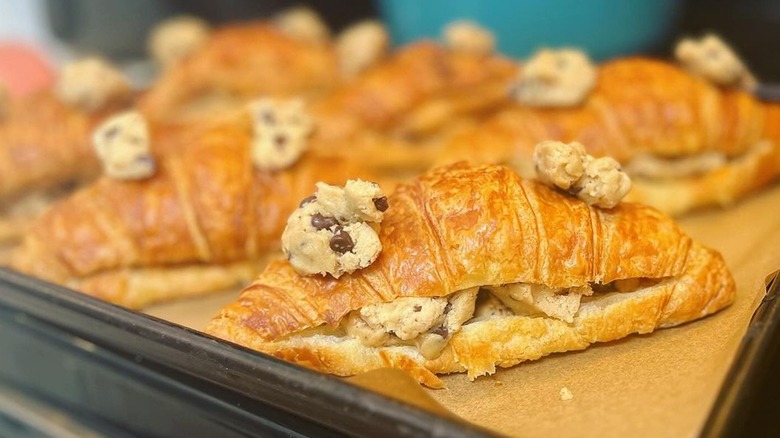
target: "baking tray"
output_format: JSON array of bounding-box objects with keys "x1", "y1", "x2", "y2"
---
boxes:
[
  {"x1": 701, "y1": 269, "x2": 780, "y2": 437},
  {"x1": 0, "y1": 267, "x2": 495, "y2": 438}
]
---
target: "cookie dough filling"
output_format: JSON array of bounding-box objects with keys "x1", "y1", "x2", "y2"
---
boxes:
[
  {"x1": 443, "y1": 21, "x2": 495, "y2": 55},
  {"x1": 92, "y1": 111, "x2": 155, "y2": 180},
  {"x1": 56, "y1": 58, "x2": 132, "y2": 112},
  {"x1": 274, "y1": 6, "x2": 331, "y2": 45},
  {"x1": 331, "y1": 277, "x2": 662, "y2": 360},
  {"x1": 249, "y1": 98, "x2": 314, "y2": 171},
  {"x1": 534, "y1": 141, "x2": 631, "y2": 208},
  {"x1": 336, "y1": 20, "x2": 389, "y2": 77},
  {"x1": 512, "y1": 48, "x2": 597, "y2": 107},
  {"x1": 282, "y1": 180, "x2": 388, "y2": 278},
  {"x1": 344, "y1": 288, "x2": 479, "y2": 359},
  {"x1": 148, "y1": 15, "x2": 211, "y2": 67},
  {"x1": 675, "y1": 34, "x2": 757, "y2": 90}
]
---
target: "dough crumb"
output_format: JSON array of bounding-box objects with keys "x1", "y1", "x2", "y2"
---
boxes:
[
  {"x1": 148, "y1": 15, "x2": 210, "y2": 68},
  {"x1": 512, "y1": 48, "x2": 596, "y2": 107},
  {"x1": 443, "y1": 21, "x2": 495, "y2": 55},
  {"x1": 675, "y1": 34, "x2": 756, "y2": 90},
  {"x1": 56, "y1": 58, "x2": 131, "y2": 112},
  {"x1": 336, "y1": 20, "x2": 389, "y2": 77},
  {"x1": 534, "y1": 141, "x2": 631, "y2": 208},
  {"x1": 274, "y1": 6, "x2": 330, "y2": 45},
  {"x1": 249, "y1": 98, "x2": 314, "y2": 171},
  {"x1": 282, "y1": 180, "x2": 387, "y2": 278},
  {"x1": 92, "y1": 111, "x2": 155, "y2": 180},
  {"x1": 560, "y1": 387, "x2": 574, "y2": 401}
]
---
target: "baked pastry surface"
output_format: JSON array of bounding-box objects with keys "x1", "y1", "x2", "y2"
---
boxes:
[
  {"x1": 206, "y1": 162, "x2": 735, "y2": 387},
  {"x1": 11, "y1": 116, "x2": 382, "y2": 308},
  {"x1": 439, "y1": 58, "x2": 780, "y2": 215}
]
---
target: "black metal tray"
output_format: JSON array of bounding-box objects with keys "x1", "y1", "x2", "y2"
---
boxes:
[
  {"x1": 701, "y1": 270, "x2": 780, "y2": 437},
  {"x1": 0, "y1": 268, "x2": 494, "y2": 438}
]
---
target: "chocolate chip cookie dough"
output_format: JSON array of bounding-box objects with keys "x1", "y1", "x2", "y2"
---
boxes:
[
  {"x1": 92, "y1": 111, "x2": 155, "y2": 180},
  {"x1": 282, "y1": 180, "x2": 388, "y2": 278}
]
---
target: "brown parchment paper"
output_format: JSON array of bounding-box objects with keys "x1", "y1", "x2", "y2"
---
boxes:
[{"x1": 145, "y1": 183, "x2": 780, "y2": 438}]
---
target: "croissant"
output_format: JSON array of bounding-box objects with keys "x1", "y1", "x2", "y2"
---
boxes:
[
  {"x1": 10, "y1": 115, "x2": 384, "y2": 308},
  {"x1": 439, "y1": 58, "x2": 780, "y2": 215},
  {"x1": 138, "y1": 21, "x2": 339, "y2": 123},
  {"x1": 0, "y1": 91, "x2": 132, "y2": 252},
  {"x1": 307, "y1": 41, "x2": 519, "y2": 171},
  {"x1": 206, "y1": 162, "x2": 735, "y2": 388}
]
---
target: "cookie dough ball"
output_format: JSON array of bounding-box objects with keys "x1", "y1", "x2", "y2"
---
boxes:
[
  {"x1": 533, "y1": 141, "x2": 587, "y2": 190},
  {"x1": 513, "y1": 48, "x2": 597, "y2": 107},
  {"x1": 573, "y1": 156, "x2": 632, "y2": 209},
  {"x1": 148, "y1": 15, "x2": 210, "y2": 68},
  {"x1": 249, "y1": 98, "x2": 314, "y2": 171},
  {"x1": 315, "y1": 180, "x2": 387, "y2": 223},
  {"x1": 282, "y1": 180, "x2": 388, "y2": 278},
  {"x1": 336, "y1": 20, "x2": 389, "y2": 77},
  {"x1": 274, "y1": 6, "x2": 330, "y2": 45},
  {"x1": 92, "y1": 111, "x2": 155, "y2": 180},
  {"x1": 281, "y1": 201, "x2": 383, "y2": 278},
  {"x1": 56, "y1": 58, "x2": 131, "y2": 112},
  {"x1": 675, "y1": 34, "x2": 756, "y2": 90},
  {"x1": 443, "y1": 21, "x2": 495, "y2": 55}
]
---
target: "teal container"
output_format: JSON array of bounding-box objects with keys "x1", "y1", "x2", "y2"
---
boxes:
[{"x1": 377, "y1": 0, "x2": 682, "y2": 60}]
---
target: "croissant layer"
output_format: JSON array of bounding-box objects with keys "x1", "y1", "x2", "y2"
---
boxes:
[{"x1": 206, "y1": 162, "x2": 699, "y2": 343}]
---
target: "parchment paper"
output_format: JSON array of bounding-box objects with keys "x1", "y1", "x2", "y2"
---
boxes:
[{"x1": 146, "y1": 183, "x2": 780, "y2": 438}]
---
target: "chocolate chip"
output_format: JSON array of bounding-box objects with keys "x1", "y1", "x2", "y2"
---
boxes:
[
  {"x1": 299, "y1": 195, "x2": 316, "y2": 208},
  {"x1": 372, "y1": 196, "x2": 389, "y2": 212},
  {"x1": 444, "y1": 302, "x2": 452, "y2": 314},
  {"x1": 330, "y1": 229, "x2": 354, "y2": 254},
  {"x1": 104, "y1": 125, "x2": 120, "y2": 139},
  {"x1": 413, "y1": 305, "x2": 422, "y2": 312},
  {"x1": 274, "y1": 134, "x2": 287, "y2": 150},
  {"x1": 311, "y1": 213, "x2": 339, "y2": 230},
  {"x1": 262, "y1": 111, "x2": 275, "y2": 125},
  {"x1": 432, "y1": 325, "x2": 449, "y2": 338}
]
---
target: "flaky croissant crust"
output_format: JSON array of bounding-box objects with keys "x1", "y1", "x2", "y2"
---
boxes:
[
  {"x1": 0, "y1": 92, "x2": 131, "y2": 201},
  {"x1": 209, "y1": 162, "x2": 692, "y2": 342},
  {"x1": 11, "y1": 114, "x2": 380, "y2": 289}
]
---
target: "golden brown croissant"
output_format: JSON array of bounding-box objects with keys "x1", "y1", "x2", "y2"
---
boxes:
[
  {"x1": 0, "y1": 91, "x2": 132, "y2": 250},
  {"x1": 206, "y1": 162, "x2": 735, "y2": 388},
  {"x1": 307, "y1": 41, "x2": 519, "y2": 171},
  {"x1": 10, "y1": 115, "x2": 385, "y2": 308},
  {"x1": 138, "y1": 21, "x2": 339, "y2": 123},
  {"x1": 439, "y1": 58, "x2": 780, "y2": 215}
]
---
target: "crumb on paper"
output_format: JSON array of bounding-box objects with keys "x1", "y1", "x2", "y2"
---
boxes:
[
  {"x1": 443, "y1": 20, "x2": 495, "y2": 55},
  {"x1": 534, "y1": 141, "x2": 631, "y2": 209},
  {"x1": 56, "y1": 58, "x2": 131, "y2": 112},
  {"x1": 512, "y1": 48, "x2": 596, "y2": 107},
  {"x1": 560, "y1": 386, "x2": 574, "y2": 401},
  {"x1": 336, "y1": 20, "x2": 389, "y2": 77},
  {"x1": 92, "y1": 110, "x2": 155, "y2": 180},
  {"x1": 148, "y1": 15, "x2": 211, "y2": 67},
  {"x1": 674, "y1": 34, "x2": 757, "y2": 90},
  {"x1": 248, "y1": 98, "x2": 314, "y2": 171}
]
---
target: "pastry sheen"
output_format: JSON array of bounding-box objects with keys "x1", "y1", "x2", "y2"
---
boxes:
[
  {"x1": 10, "y1": 115, "x2": 382, "y2": 308},
  {"x1": 206, "y1": 162, "x2": 735, "y2": 388},
  {"x1": 440, "y1": 58, "x2": 780, "y2": 215}
]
